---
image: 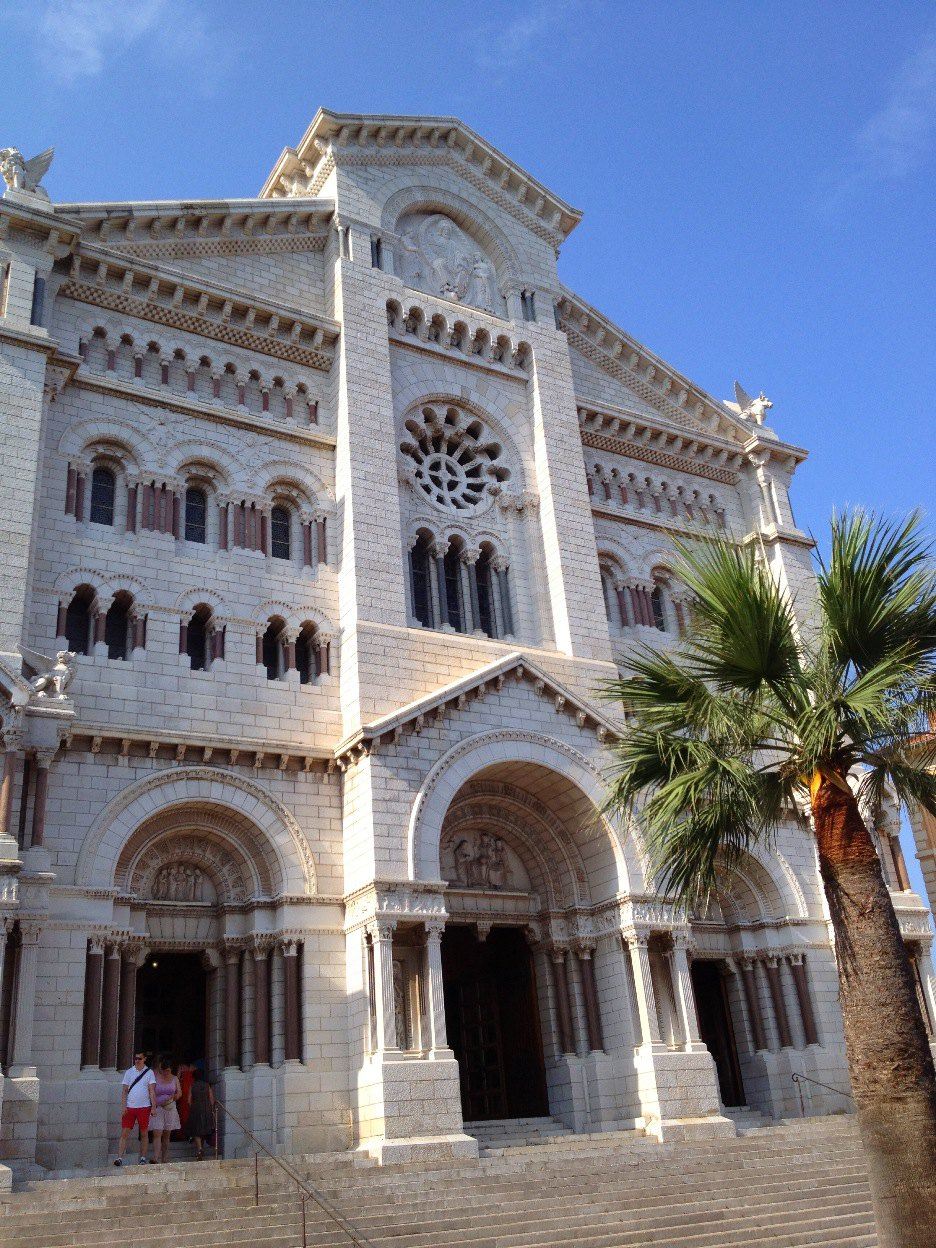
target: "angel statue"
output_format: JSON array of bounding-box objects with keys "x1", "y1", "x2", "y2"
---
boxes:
[
  {"x1": 0, "y1": 147, "x2": 54, "y2": 200},
  {"x1": 28, "y1": 651, "x2": 76, "y2": 700},
  {"x1": 724, "y1": 380, "x2": 773, "y2": 426}
]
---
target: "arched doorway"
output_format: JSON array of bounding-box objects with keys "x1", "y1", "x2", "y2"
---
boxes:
[
  {"x1": 442, "y1": 925, "x2": 548, "y2": 1121},
  {"x1": 690, "y1": 960, "x2": 745, "y2": 1107},
  {"x1": 135, "y1": 951, "x2": 208, "y2": 1066},
  {"x1": 433, "y1": 758, "x2": 626, "y2": 1123}
]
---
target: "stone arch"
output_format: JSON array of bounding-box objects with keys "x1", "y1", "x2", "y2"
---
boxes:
[
  {"x1": 380, "y1": 185, "x2": 523, "y2": 287},
  {"x1": 57, "y1": 417, "x2": 162, "y2": 471},
  {"x1": 710, "y1": 844, "x2": 809, "y2": 924},
  {"x1": 74, "y1": 767, "x2": 317, "y2": 896},
  {"x1": 409, "y1": 729, "x2": 642, "y2": 900}
]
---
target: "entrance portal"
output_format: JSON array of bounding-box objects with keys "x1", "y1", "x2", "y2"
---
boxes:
[
  {"x1": 442, "y1": 925, "x2": 548, "y2": 1121},
  {"x1": 135, "y1": 952, "x2": 208, "y2": 1064},
  {"x1": 691, "y1": 960, "x2": 745, "y2": 1107}
]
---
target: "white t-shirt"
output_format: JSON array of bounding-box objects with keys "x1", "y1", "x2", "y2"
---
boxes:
[{"x1": 122, "y1": 1065, "x2": 156, "y2": 1109}]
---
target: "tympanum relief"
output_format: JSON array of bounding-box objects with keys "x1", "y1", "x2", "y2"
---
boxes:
[
  {"x1": 396, "y1": 212, "x2": 503, "y2": 315},
  {"x1": 150, "y1": 863, "x2": 214, "y2": 903},
  {"x1": 440, "y1": 829, "x2": 530, "y2": 891}
]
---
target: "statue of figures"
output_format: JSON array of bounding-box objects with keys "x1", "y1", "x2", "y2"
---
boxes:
[
  {"x1": 453, "y1": 838, "x2": 475, "y2": 886},
  {"x1": 486, "y1": 836, "x2": 512, "y2": 890},
  {"x1": 0, "y1": 147, "x2": 54, "y2": 199},
  {"x1": 29, "y1": 651, "x2": 76, "y2": 700},
  {"x1": 725, "y1": 380, "x2": 773, "y2": 426},
  {"x1": 396, "y1": 213, "x2": 500, "y2": 314}
]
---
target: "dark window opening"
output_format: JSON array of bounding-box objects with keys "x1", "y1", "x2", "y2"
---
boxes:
[
  {"x1": 187, "y1": 605, "x2": 211, "y2": 671},
  {"x1": 296, "y1": 626, "x2": 316, "y2": 685},
  {"x1": 104, "y1": 593, "x2": 132, "y2": 661},
  {"x1": 444, "y1": 545, "x2": 465, "y2": 632},
  {"x1": 651, "y1": 585, "x2": 666, "y2": 631},
  {"x1": 64, "y1": 587, "x2": 94, "y2": 655},
  {"x1": 30, "y1": 275, "x2": 45, "y2": 327},
  {"x1": 89, "y1": 466, "x2": 116, "y2": 526},
  {"x1": 262, "y1": 620, "x2": 285, "y2": 680},
  {"x1": 271, "y1": 506, "x2": 290, "y2": 560},
  {"x1": 184, "y1": 486, "x2": 207, "y2": 544},
  {"x1": 410, "y1": 536, "x2": 433, "y2": 628},
  {"x1": 477, "y1": 550, "x2": 496, "y2": 639}
]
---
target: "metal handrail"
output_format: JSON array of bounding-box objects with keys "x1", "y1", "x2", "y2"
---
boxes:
[
  {"x1": 791, "y1": 1071, "x2": 854, "y2": 1117},
  {"x1": 212, "y1": 1096, "x2": 375, "y2": 1248}
]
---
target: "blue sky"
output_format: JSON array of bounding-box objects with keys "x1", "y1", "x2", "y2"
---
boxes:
[{"x1": 2, "y1": 0, "x2": 934, "y2": 899}]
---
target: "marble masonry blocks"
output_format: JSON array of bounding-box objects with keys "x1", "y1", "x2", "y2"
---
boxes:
[{"x1": 0, "y1": 110, "x2": 932, "y2": 1181}]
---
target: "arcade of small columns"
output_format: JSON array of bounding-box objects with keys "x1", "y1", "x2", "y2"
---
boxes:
[
  {"x1": 75, "y1": 936, "x2": 305, "y2": 1073},
  {"x1": 0, "y1": 726, "x2": 56, "y2": 852},
  {"x1": 361, "y1": 911, "x2": 821, "y2": 1064}
]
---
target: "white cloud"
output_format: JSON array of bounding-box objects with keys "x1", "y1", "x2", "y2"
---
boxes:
[
  {"x1": 36, "y1": 0, "x2": 168, "y2": 82},
  {"x1": 31, "y1": 0, "x2": 227, "y2": 93},
  {"x1": 854, "y1": 35, "x2": 936, "y2": 179},
  {"x1": 471, "y1": 0, "x2": 581, "y2": 74}
]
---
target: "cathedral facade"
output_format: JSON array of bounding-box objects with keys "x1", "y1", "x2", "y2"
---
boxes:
[{"x1": 0, "y1": 111, "x2": 933, "y2": 1177}]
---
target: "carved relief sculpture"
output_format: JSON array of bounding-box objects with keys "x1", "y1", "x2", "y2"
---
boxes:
[
  {"x1": 28, "y1": 650, "x2": 76, "y2": 701},
  {"x1": 449, "y1": 831, "x2": 514, "y2": 890},
  {"x1": 151, "y1": 862, "x2": 209, "y2": 902},
  {"x1": 396, "y1": 213, "x2": 502, "y2": 314}
]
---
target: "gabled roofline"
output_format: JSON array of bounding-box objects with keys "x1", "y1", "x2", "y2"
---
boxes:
[
  {"x1": 334, "y1": 651, "x2": 623, "y2": 768},
  {"x1": 260, "y1": 109, "x2": 583, "y2": 243}
]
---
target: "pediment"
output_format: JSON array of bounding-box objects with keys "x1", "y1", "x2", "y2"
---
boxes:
[{"x1": 334, "y1": 652, "x2": 622, "y2": 768}]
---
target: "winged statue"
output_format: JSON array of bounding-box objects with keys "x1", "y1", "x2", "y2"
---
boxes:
[
  {"x1": 0, "y1": 147, "x2": 54, "y2": 198},
  {"x1": 724, "y1": 380, "x2": 773, "y2": 425},
  {"x1": 21, "y1": 644, "x2": 76, "y2": 701}
]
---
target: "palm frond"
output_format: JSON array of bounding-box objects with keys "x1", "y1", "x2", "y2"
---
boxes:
[{"x1": 818, "y1": 509, "x2": 936, "y2": 677}]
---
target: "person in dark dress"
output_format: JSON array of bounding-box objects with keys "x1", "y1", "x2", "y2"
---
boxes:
[{"x1": 186, "y1": 1070, "x2": 215, "y2": 1160}]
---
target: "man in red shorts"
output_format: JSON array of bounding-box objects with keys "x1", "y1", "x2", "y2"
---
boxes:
[{"x1": 114, "y1": 1052, "x2": 157, "y2": 1165}]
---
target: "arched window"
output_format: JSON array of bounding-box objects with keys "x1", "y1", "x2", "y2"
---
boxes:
[
  {"x1": 104, "y1": 591, "x2": 133, "y2": 661},
  {"x1": 296, "y1": 622, "x2": 318, "y2": 685},
  {"x1": 89, "y1": 465, "x2": 116, "y2": 526},
  {"x1": 476, "y1": 546, "x2": 497, "y2": 638},
  {"x1": 444, "y1": 541, "x2": 465, "y2": 633},
  {"x1": 261, "y1": 617, "x2": 286, "y2": 680},
  {"x1": 184, "y1": 486, "x2": 207, "y2": 544},
  {"x1": 186, "y1": 604, "x2": 212, "y2": 671},
  {"x1": 64, "y1": 586, "x2": 95, "y2": 655},
  {"x1": 270, "y1": 505, "x2": 291, "y2": 560},
  {"x1": 409, "y1": 533, "x2": 434, "y2": 628}
]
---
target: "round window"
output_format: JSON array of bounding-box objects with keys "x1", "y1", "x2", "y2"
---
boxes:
[{"x1": 401, "y1": 404, "x2": 509, "y2": 513}]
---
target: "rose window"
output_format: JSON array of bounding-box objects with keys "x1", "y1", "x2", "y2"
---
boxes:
[{"x1": 400, "y1": 404, "x2": 510, "y2": 513}]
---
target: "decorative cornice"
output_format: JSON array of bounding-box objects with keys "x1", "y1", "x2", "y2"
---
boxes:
[
  {"x1": 54, "y1": 197, "x2": 335, "y2": 252},
  {"x1": 62, "y1": 726, "x2": 335, "y2": 775},
  {"x1": 580, "y1": 419, "x2": 742, "y2": 485},
  {"x1": 58, "y1": 246, "x2": 339, "y2": 372},
  {"x1": 334, "y1": 652, "x2": 624, "y2": 768},
  {"x1": 260, "y1": 110, "x2": 582, "y2": 246},
  {"x1": 70, "y1": 372, "x2": 335, "y2": 450},
  {"x1": 387, "y1": 296, "x2": 530, "y2": 378}
]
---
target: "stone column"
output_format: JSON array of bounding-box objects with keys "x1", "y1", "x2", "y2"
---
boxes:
[
  {"x1": 740, "y1": 958, "x2": 769, "y2": 1051},
  {"x1": 432, "y1": 546, "x2": 449, "y2": 628},
  {"x1": 493, "y1": 558, "x2": 514, "y2": 636},
  {"x1": 764, "y1": 955, "x2": 793, "y2": 1049},
  {"x1": 0, "y1": 726, "x2": 23, "y2": 840},
  {"x1": 787, "y1": 954, "x2": 819, "y2": 1046},
  {"x1": 464, "y1": 553, "x2": 481, "y2": 633},
  {"x1": 627, "y1": 935, "x2": 662, "y2": 1046},
  {"x1": 116, "y1": 944, "x2": 144, "y2": 1070},
  {"x1": 29, "y1": 749, "x2": 55, "y2": 849},
  {"x1": 81, "y1": 937, "x2": 105, "y2": 1069},
  {"x1": 252, "y1": 940, "x2": 271, "y2": 1065},
  {"x1": 223, "y1": 945, "x2": 242, "y2": 1068},
  {"x1": 575, "y1": 942, "x2": 604, "y2": 1052},
  {"x1": 369, "y1": 921, "x2": 398, "y2": 1050},
  {"x1": 669, "y1": 937, "x2": 702, "y2": 1046},
  {"x1": 9, "y1": 920, "x2": 41, "y2": 1076},
  {"x1": 98, "y1": 944, "x2": 121, "y2": 1069},
  {"x1": 281, "y1": 939, "x2": 301, "y2": 1062},
  {"x1": 549, "y1": 946, "x2": 575, "y2": 1054},
  {"x1": 424, "y1": 920, "x2": 448, "y2": 1052}
]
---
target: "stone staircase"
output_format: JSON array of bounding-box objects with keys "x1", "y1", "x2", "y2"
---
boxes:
[{"x1": 0, "y1": 1115, "x2": 877, "y2": 1248}]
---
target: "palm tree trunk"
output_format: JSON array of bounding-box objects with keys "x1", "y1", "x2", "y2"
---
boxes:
[{"x1": 812, "y1": 777, "x2": 936, "y2": 1248}]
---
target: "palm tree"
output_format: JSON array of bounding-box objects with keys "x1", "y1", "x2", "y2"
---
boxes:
[{"x1": 602, "y1": 511, "x2": 936, "y2": 1248}]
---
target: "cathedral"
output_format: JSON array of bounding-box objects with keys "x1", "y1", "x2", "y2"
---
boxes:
[{"x1": 0, "y1": 110, "x2": 933, "y2": 1179}]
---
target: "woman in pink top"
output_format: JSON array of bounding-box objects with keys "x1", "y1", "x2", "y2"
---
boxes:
[{"x1": 149, "y1": 1055, "x2": 182, "y2": 1164}]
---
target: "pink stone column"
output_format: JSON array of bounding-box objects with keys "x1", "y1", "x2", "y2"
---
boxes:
[
  {"x1": 575, "y1": 943, "x2": 605, "y2": 1052},
  {"x1": 550, "y1": 946, "x2": 575, "y2": 1055},
  {"x1": 117, "y1": 944, "x2": 144, "y2": 1070},
  {"x1": 0, "y1": 728, "x2": 23, "y2": 840},
  {"x1": 224, "y1": 946, "x2": 242, "y2": 1068},
  {"x1": 765, "y1": 956, "x2": 793, "y2": 1049},
  {"x1": 29, "y1": 749, "x2": 54, "y2": 848},
  {"x1": 788, "y1": 954, "x2": 819, "y2": 1046},
  {"x1": 281, "y1": 940, "x2": 301, "y2": 1061},
  {"x1": 740, "y1": 958, "x2": 768, "y2": 1051},
  {"x1": 81, "y1": 938, "x2": 105, "y2": 1069},
  {"x1": 8, "y1": 921, "x2": 41, "y2": 1076},
  {"x1": 253, "y1": 941, "x2": 271, "y2": 1065},
  {"x1": 99, "y1": 945, "x2": 121, "y2": 1069}
]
